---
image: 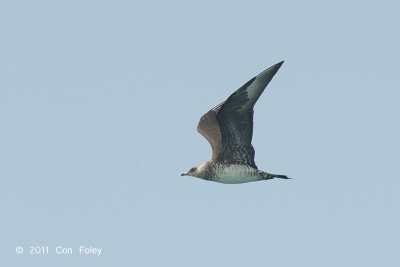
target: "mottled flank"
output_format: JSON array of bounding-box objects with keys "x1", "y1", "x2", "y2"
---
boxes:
[{"x1": 182, "y1": 61, "x2": 290, "y2": 184}]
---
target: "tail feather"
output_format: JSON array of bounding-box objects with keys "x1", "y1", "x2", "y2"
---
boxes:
[
  {"x1": 262, "y1": 172, "x2": 292, "y2": 180},
  {"x1": 272, "y1": 174, "x2": 291, "y2": 179}
]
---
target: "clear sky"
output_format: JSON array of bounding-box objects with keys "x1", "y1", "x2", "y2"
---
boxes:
[{"x1": 1, "y1": 1, "x2": 399, "y2": 266}]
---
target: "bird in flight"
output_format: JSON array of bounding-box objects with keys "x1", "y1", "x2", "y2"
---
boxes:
[{"x1": 181, "y1": 61, "x2": 290, "y2": 184}]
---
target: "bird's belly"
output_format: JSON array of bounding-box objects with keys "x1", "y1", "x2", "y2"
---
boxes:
[{"x1": 214, "y1": 165, "x2": 260, "y2": 184}]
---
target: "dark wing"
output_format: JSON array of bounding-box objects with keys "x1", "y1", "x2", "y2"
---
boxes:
[
  {"x1": 197, "y1": 102, "x2": 224, "y2": 160},
  {"x1": 216, "y1": 61, "x2": 284, "y2": 168}
]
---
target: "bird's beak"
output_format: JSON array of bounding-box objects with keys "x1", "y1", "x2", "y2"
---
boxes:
[{"x1": 181, "y1": 172, "x2": 187, "y2": 176}]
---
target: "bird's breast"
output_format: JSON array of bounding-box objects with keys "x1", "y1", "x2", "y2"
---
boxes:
[{"x1": 213, "y1": 163, "x2": 260, "y2": 184}]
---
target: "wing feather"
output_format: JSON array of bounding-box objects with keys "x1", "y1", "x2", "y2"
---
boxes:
[
  {"x1": 197, "y1": 102, "x2": 224, "y2": 160},
  {"x1": 216, "y1": 61, "x2": 284, "y2": 167}
]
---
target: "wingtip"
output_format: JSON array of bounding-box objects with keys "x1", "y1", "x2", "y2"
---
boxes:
[
  {"x1": 256, "y1": 61, "x2": 284, "y2": 79},
  {"x1": 264, "y1": 61, "x2": 284, "y2": 72},
  {"x1": 275, "y1": 60, "x2": 284, "y2": 67}
]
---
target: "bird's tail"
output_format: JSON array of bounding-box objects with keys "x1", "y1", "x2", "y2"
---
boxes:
[{"x1": 262, "y1": 172, "x2": 291, "y2": 180}]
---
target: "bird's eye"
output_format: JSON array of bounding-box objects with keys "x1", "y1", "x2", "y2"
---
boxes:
[{"x1": 190, "y1": 167, "x2": 196, "y2": 172}]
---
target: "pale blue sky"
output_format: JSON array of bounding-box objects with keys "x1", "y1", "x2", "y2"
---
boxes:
[{"x1": 1, "y1": 1, "x2": 399, "y2": 266}]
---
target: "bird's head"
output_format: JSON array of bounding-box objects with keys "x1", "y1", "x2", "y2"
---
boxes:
[{"x1": 181, "y1": 166, "x2": 200, "y2": 178}]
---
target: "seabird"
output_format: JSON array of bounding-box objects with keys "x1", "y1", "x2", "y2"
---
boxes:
[{"x1": 181, "y1": 61, "x2": 290, "y2": 184}]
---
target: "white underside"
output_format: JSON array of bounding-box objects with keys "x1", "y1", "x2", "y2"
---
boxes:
[{"x1": 213, "y1": 164, "x2": 260, "y2": 184}]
